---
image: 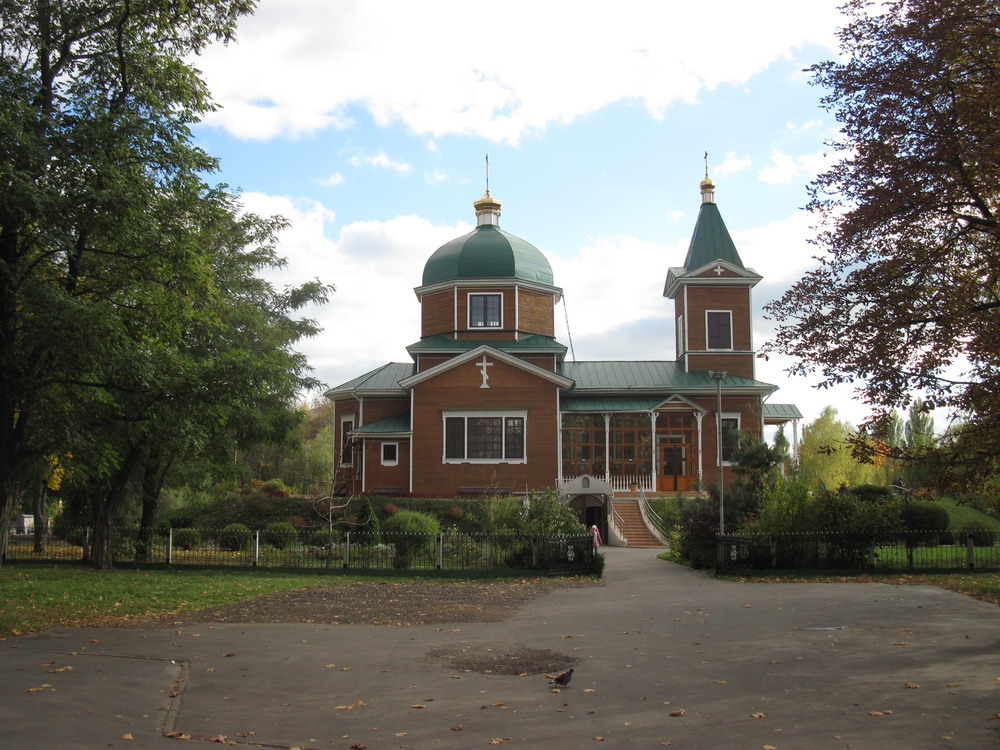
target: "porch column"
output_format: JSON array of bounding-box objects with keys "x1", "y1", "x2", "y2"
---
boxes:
[
  {"x1": 649, "y1": 411, "x2": 658, "y2": 492},
  {"x1": 792, "y1": 418, "x2": 800, "y2": 465},
  {"x1": 602, "y1": 413, "x2": 611, "y2": 485},
  {"x1": 695, "y1": 412, "x2": 705, "y2": 487}
]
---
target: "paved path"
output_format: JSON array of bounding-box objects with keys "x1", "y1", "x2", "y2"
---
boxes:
[{"x1": 2, "y1": 549, "x2": 999, "y2": 749}]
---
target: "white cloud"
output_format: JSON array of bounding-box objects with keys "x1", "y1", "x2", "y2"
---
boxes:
[
  {"x1": 715, "y1": 151, "x2": 753, "y2": 177},
  {"x1": 317, "y1": 172, "x2": 344, "y2": 187},
  {"x1": 195, "y1": 0, "x2": 842, "y2": 143},
  {"x1": 347, "y1": 151, "x2": 413, "y2": 172},
  {"x1": 758, "y1": 148, "x2": 833, "y2": 185}
]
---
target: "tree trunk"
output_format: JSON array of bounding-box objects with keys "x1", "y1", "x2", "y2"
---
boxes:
[
  {"x1": 135, "y1": 450, "x2": 171, "y2": 562},
  {"x1": 90, "y1": 441, "x2": 144, "y2": 570}
]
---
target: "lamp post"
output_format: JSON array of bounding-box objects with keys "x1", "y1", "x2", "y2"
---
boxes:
[{"x1": 709, "y1": 370, "x2": 727, "y2": 535}]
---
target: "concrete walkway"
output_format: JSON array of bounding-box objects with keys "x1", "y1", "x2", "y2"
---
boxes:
[{"x1": 2, "y1": 549, "x2": 999, "y2": 749}]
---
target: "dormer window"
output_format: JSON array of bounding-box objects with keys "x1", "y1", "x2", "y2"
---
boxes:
[
  {"x1": 469, "y1": 293, "x2": 502, "y2": 328},
  {"x1": 706, "y1": 310, "x2": 733, "y2": 350}
]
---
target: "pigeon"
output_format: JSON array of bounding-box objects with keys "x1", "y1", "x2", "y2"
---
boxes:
[{"x1": 548, "y1": 668, "x2": 574, "y2": 687}]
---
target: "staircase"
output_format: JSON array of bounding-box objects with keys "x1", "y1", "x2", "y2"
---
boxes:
[{"x1": 611, "y1": 499, "x2": 665, "y2": 548}]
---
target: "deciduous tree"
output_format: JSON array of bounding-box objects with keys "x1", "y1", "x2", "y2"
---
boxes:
[{"x1": 763, "y1": 0, "x2": 1000, "y2": 490}]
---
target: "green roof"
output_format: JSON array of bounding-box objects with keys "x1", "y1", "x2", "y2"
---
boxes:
[
  {"x1": 353, "y1": 413, "x2": 411, "y2": 435},
  {"x1": 407, "y1": 334, "x2": 567, "y2": 354},
  {"x1": 562, "y1": 397, "x2": 666, "y2": 412},
  {"x1": 762, "y1": 403, "x2": 803, "y2": 421},
  {"x1": 560, "y1": 361, "x2": 775, "y2": 392},
  {"x1": 325, "y1": 363, "x2": 414, "y2": 396},
  {"x1": 682, "y1": 201, "x2": 744, "y2": 271},
  {"x1": 421, "y1": 225, "x2": 554, "y2": 286}
]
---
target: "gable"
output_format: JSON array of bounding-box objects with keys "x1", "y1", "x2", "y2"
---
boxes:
[{"x1": 399, "y1": 345, "x2": 573, "y2": 391}]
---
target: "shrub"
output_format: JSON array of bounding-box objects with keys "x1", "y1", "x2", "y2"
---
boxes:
[
  {"x1": 262, "y1": 522, "x2": 298, "y2": 549},
  {"x1": 382, "y1": 509, "x2": 440, "y2": 569},
  {"x1": 674, "y1": 497, "x2": 720, "y2": 569},
  {"x1": 963, "y1": 521, "x2": 995, "y2": 547},
  {"x1": 218, "y1": 523, "x2": 252, "y2": 552},
  {"x1": 171, "y1": 528, "x2": 202, "y2": 550},
  {"x1": 899, "y1": 501, "x2": 950, "y2": 535}
]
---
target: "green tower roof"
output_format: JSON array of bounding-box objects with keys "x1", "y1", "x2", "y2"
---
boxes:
[
  {"x1": 681, "y1": 180, "x2": 745, "y2": 271},
  {"x1": 421, "y1": 224, "x2": 554, "y2": 286}
]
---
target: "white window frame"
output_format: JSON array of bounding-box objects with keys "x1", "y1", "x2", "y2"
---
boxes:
[
  {"x1": 381, "y1": 442, "x2": 399, "y2": 467},
  {"x1": 705, "y1": 310, "x2": 733, "y2": 351},
  {"x1": 442, "y1": 410, "x2": 527, "y2": 464},
  {"x1": 339, "y1": 414, "x2": 355, "y2": 467},
  {"x1": 468, "y1": 292, "x2": 503, "y2": 329},
  {"x1": 720, "y1": 412, "x2": 741, "y2": 465}
]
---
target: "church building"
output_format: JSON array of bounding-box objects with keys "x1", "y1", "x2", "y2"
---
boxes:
[{"x1": 326, "y1": 176, "x2": 801, "y2": 538}]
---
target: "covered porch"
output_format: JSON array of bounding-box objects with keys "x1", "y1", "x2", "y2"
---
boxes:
[{"x1": 559, "y1": 397, "x2": 709, "y2": 494}]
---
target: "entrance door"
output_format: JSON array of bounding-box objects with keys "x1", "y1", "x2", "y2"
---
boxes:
[{"x1": 657, "y1": 444, "x2": 690, "y2": 492}]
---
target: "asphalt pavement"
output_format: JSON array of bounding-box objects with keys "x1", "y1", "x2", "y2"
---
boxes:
[{"x1": 2, "y1": 547, "x2": 999, "y2": 749}]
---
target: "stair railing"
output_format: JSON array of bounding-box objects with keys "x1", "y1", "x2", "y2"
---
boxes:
[
  {"x1": 637, "y1": 488, "x2": 671, "y2": 547},
  {"x1": 609, "y1": 500, "x2": 628, "y2": 546}
]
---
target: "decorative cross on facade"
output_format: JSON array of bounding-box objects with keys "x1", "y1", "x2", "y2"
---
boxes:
[
  {"x1": 476, "y1": 355, "x2": 493, "y2": 389},
  {"x1": 714, "y1": 264, "x2": 724, "y2": 276}
]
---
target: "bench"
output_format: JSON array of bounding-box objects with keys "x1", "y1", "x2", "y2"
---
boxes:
[{"x1": 372, "y1": 487, "x2": 401, "y2": 496}]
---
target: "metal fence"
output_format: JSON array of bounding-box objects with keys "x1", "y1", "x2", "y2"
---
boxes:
[
  {"x1": 5, "y1": 527, "x2": 599, "y2": 575},
  {"x1": 717, "y1": 530, "x2": 1000, "y2": 575}
]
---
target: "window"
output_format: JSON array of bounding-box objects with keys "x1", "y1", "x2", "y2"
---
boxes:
[
  {"x1": 340, "y1": 415, "x2": 355, "y2": 467},
  {"x1": 443, "y1": 411, "x2": 526, "y2": 463},
  {"x1": 381, "y1": 442, "x2": 398, "y2": 466},
  {"x1": 561, "y1": 413, "x2": 606, "y2": 478},
  {"x1": 706, "y1": 310, "x2": 732, "y2": 350},
  {"x1": 469, "y1": 293, "x2": 502, "y2": 328},
  {"x1": 677, "y1": 314, "x2": 685, "y2": 355},
  {"x1": 721, "y1": 416, "x2": 740, "y2": 463}
]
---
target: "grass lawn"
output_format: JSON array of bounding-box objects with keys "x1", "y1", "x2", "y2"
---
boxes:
[{"x1": 0, "y1": 564, "x2": 420, "y2": 636}]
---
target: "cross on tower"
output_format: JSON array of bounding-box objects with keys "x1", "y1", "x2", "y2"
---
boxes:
[{"x1": 714, "y1": 264, "x2": 725, "y2": 276}]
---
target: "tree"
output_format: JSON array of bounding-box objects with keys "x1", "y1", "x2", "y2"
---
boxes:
[
  {"x1": 798, "y1": 407, "x2": 880, "y2": 491},
  {"x1": 763, "y1": 0, "x2": 1000, "y2": 490},
  {"x1": 0, "y1": 2, "x2": 333, "y2": 568}
]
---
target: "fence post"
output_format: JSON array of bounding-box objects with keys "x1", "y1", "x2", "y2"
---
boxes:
[
  {"x1": 966, "y1": 531, "x2": 975, "y2": 569},
  {"x1": 344, "y1": 532, "x2": 350, "y2": 569},
  {"x1": 167, "y1": 528, "x2": 173, "y2": 566},
  {"x1": 252, "y1": 531, "x2": 259, "y2": 567},
  {"x1": 436, "y1": 533, "x2": 443, "y2": 570}
]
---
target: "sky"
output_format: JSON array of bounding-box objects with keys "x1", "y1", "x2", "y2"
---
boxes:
[{"x1": 187, "y1": 0, "x2": 874, "y2": 433}]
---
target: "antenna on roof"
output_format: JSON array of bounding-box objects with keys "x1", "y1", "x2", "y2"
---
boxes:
[{"x1": 485, "y1": 153, "x2": 490, "y2": 194}]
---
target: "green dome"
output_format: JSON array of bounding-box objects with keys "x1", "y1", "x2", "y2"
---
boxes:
[{"x1": 421, "y1": 225, "x2": 554, "y2": 286}]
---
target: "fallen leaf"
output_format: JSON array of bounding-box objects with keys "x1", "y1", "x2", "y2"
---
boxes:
[
  {"x1": 490, "y1": 739, "x2": 504, "y2": 745},
  {"x1": 670, "y1": 709, "x2": 686, "y2": 717},
  {"x1": 121, "y1": 733, "x2": 134, "y2": 741},
  {"x1": 583, "y1": 688, "x2": 596, "y2": 694},
  {"x1": 593, "y1": 737, "x2": 605, "y2": 741},
  {"x1": 869, "y1": 711, "x2": 886, "y2": 717},
  {"x1": 451, "y1": 724, "x2": 463, "y2": 731},
  {"x1": 408, "y1": 704, "x2": 426, "y2": 709},
  {"x1": 350, "y1": 744, "x2": 367, "y2": 749},
  {"x1": 905, "y1": 682, "x2": 920, "y2": 689},
  {"x1": 208, "y1": 735, "x2": 226, "y2": 743},
  {"x1": 323, "y1": 664, "x2": 336, "y2": 669},
  {"x1": 751, "y1": 712, "x2": 766, "y2": 719},
  {"x1": 713, "y1": 680, "x2": 728, "y2": 685},
  {"x1": 47, "y1": 666, "x2": 73, "y2": 673}
]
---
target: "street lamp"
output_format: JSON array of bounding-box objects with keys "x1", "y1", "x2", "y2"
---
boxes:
[{"x1": 709, "y1": 370, "x2": 727, "y2": 535}]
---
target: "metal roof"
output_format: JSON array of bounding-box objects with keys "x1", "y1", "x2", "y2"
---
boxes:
[
  {"x1": 407, "y1": 333, "x2": 567, "y2": 353},
  {"x1": 682, "y1": 201, "x2": 744, "y2": 271},
  {"x1": 353, "y1": 413, "x2": 411, "y2": 435},
  {"x1": 421, "y1": 225, "x2": 554, "y2": 286},
  {"x1": 325, "y1": 362, "x2": 414, "y2": 396},
  {"x1": 762, "y1": 403, "x2": 803, "y2": 421},
  {"x1": 559, "y1": 361, "x2": 775, "y2": 392},
  {"x1": 561, "y1": 397, "x2": 666, "y2": 412}
]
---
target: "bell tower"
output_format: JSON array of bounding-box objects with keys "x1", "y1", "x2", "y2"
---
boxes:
[{"x1": 663, "y1": 175, "x2": 762, "y2": 379}]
